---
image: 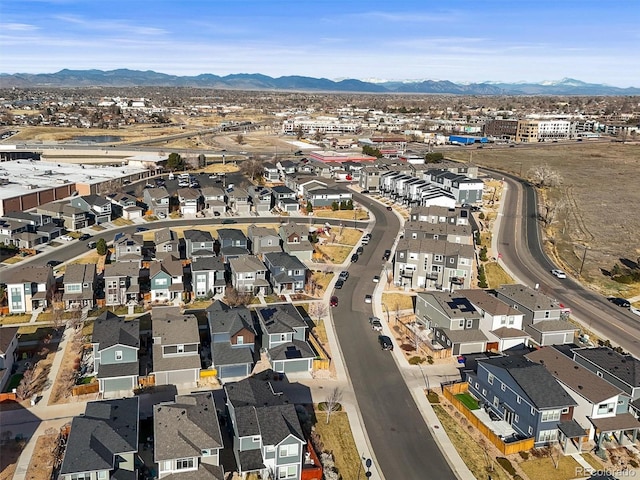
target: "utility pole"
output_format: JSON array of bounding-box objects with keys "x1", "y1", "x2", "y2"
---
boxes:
[{"x1": 578, "y1": 245, "x2": 588, "y2": 276}]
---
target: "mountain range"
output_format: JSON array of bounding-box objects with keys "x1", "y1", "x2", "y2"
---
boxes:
[{"x1": 1, "y1": 69, "x2": 639, "y2": 95}]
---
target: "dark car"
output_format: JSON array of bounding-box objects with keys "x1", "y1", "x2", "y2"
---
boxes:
[
  {"x1": 356, "y1": 246, "x2": 364, "y2": 255},
  {"x1": 608, "y1": 297, "x2": 631, "y2": 308},
  {"x1": 136, "y1": 227, "x2": 149, "y2": 233},
  {"x1": 386, "y1": 206, "x2": 393, "y2": 211},
  {"x1": 46, "y1": 260, "x2": 62, "y2": 268},
  {"x1": 78, "y1": 234, "x2": 92, "y2": 241},
  {"x1": 222, "y1": 219, "x2": 237, "y2": 224},
  {"x1": 335, "y1": 279, "x2": 344, "y2": 290},
  {"x1": 350, "y1": 253, "x2": 359, "y2": 263},
  {"x1": 378, "y1": 335, "x2": 393, "y2": 351},
  {"x1": 382, "y1": 249, "x2": 391, "y2": 261},
  {"x1": 361, "y1": 189, "x2": 370, "y2": 194},
  {"x1": 87, "y1": 241, "x2": 97, "y2": 249},
  {"x1": 330, "y1": 296, "x2": 339, "y2": 307}
]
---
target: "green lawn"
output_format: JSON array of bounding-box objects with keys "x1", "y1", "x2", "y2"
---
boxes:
[
  {"x1": 455, "y1": 393, "x2": 480, "y2": 410},
  {"x1": 4, "y1": 374, "x2": 23, "y2": 392}
]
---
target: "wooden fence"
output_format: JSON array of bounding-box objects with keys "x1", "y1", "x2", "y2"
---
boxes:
[
  {"x1": 308, "y1": 331, "x2": 331, "y2": 371},
  {"x1": 138, "y1": 375, "x2": 155, "y2": 388},
  {"x1": 395, "y1": 320, "x2": 452, "y2": 360},
  {"x1": 0, "y1": 392, "x2": 17, "y2": 403},
  {"x1": 442, "y1": 382, "x2": 535, "y2": 455},
  {"x1": 71, "y1": 383, "x2": 99, "y2": 396}
]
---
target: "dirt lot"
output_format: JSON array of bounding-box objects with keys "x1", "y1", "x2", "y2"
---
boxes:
[
  {"x1": 25, "y1": 432, "x2": 58, "y2": 480},
  {"x1": 447, "y1": 143, "x2": 640, "y2": 297}
]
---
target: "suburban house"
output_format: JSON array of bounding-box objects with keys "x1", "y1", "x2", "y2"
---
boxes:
[
  {"x1": 415, "y1": 291, "x2": 488, "y2": 355},
  {"x1": 36, "y1": 201, "x2": 90, "y2": 231},
  {"x1": 191, "y1": 256, "x2": 227, "y2": 298},
  {"x1": 359, "y1": 166, "x2": 382, "y2": 192},
  {"x1": 91, "y1": 311, "x2": 140, "y2": 397},
  {"x1": 154, "y1": 392, "x2": 225, "y2": 479},
  {"x1": 113, "y1": 232, "x2": 144, "y2": 267},
  {"x1": 458, "y1": 289, "x2": 529, "y2": 352},
  {"x1": 276, "y1": 160, "x2": 297, "y2": 177},
  {"x1": 143, "y1": 186, "x2": 171, "y2": 218},
  {"x1": 218, "y1": 228, "x2": 250, "y2": 260},
  {"x1": 227, "y1": 187, "x2": 251, "y2": 215},
  {"x1": 247, "y1": 186, "x2": 273, "y2": 214},
  {"x1": 527, "y1": 347, "x2": 640, "y2": 450},
  {"x1": 284, "y1": 175, "x2": 328, "y2": 197},
  {"x1": 70, "y1": 194, "x2": 113, "y2": 224},
  {"x1": 63, "y1": 263, "x2": 96, "y2": 309},
  {"x1": 305, "y1": 187, "x2": 352, "y2": 208},
  {"x1": 1, "y1": 211, "x2": 61, "y2": 245},
  {"x1": 103, "y1": 262, "x2": 140, "y2": 306},
  {"x1": 184, "y1": 229, "x2": 216, "y2": 259},
  {"x1": 262, "y1": 162, "x2": 281, "y2": 182},
  {"x1": 263, "y1": 252, "x2": 308, "y2": 294},
  {"x1": 207, "y1": 300, "x2": 256, "y2": 380},
  {"x1": 394, "y1": 238, "x2": 474, "y2": 290},
  {"x1": 279, "y1": 222, "x2": 314, "y2": 262},
  {"x1": 58, "y1": 397, "x2": 139, "y2": 480},
  {"x1": 154, "y1": 228, "x2": 180, "y2": 261},
  {"x1": 495, "y1": 284, "x2": 577, "y2": 346},
  {"x1": 110, "y1": 193, "x2": 143, "y2": 220},
  {"x1": 571, "y1": 347, "x2": 640, "y2": 401},
  {"x1": 176, "y1": 187, "x2": 202, "y2": 217},
  {"x1": 224, "y1": 372, "x2": 307, "y2": 479},
  {"x1": 255, "y1": 304, "x2": 315, "y2": 374},
  {"x1": 409, "y1": 205, "x2": 471, "y2": 225},
  {"x1": 3, "y1": 265, "x2": 54, "y2": 313},
  {"x1": 151, "y1": 307, "x2": 201, "y2": 387},
  {"x1": 149, "y1": 257, "x2": 185, "y2": 303},
  {"x1": 201, "y1": 186, "x2": 227, "y2": 216},
  {"x1": 466, "y1": 355, "x2": 578, "y2": 447},
  {"x1": 424, "y1": 169, "x2": 485, "y2": 205},
  {"x1": 247, "y1": 225, "x2": 282, "y2": 258},
  {"x1": 229, "y1": 255, "x2": 270, "y2": 295},
  {"x1": 0, "y1": 218, "x2": 30, "y2": 247},
  {"x1": 271, "y1": 185, "x2": 299, "y2": 213},
  {"x1": 0, "y1": 327, "x2": 19, "y2": 392}
]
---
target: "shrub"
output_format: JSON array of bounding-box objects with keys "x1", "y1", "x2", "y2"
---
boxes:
[
  {"x1": 518, "y1": 451, "x2": 529, "y2": 460},
  {"x1": 496, "y1": 457, "x2": 516, "y2": 476},
  {"x1": 478, "y1": 212, "x2": 485, "y2": 220},
  {"x1": 427, "y1": 391, "x2": 440, "y2": 404},
  {"x1": 427, "y1": 355, "x2": 434, "y2": 365},
  {"x1": 408, "y1": 356, "x2": 426, "y2": 365},
  {"x1": 479, "y1": 246, "x2": 488, "y2": 262}
]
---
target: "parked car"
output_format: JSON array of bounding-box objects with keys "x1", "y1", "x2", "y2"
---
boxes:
[
  {"x1": 135, "y1": 227, "x2": 148, "y2": 233},
  {"x1": 213, "y1": 211, "x2": 221, "y2": 216},
  {"x1": 356, "y1": 246, "x2": 364, "y2": 255},
  {"x1": 59, "y1": 235, "x2": 73, "y2": 241},
  {"x1": 361, "y1": 190, "x2": 369, "y2": 194},
  {"x1": 330, "y1": 296, "x2": 339, "y2": 307},
  {"x1": 373, "y1": 275, "x2": 380, "y2": 283},
  {"x1": 364, "y1": 294, "x2": 372, "y2": 304},
  {"x1": 157, "y1": 212, "x2": 167, "y2": 219},
  {"x1": 378, "y1": 335, "x2": 393, "y2": 351},
  {"x1": 551, "y1": 269, "x2": 567, "y2": 279},
  {"x1": 222, "y1": 219, "x2": 237, "y2": 224},
  {"x1": 338, "y1": 271, "x2": 349, "y2": 282},
  {"x1": 386, "y1": 206, "x2": 393, "y2": 211},
  {"x1": 382, "y1": 249, "x2": 392, "y2": 261},
  {"x1": 46, "y1": 260, "x2": 62, "y2": 267},
  {"x1": 335, "y1": 279, "x2": 344, "y2": 290},
  {"x1": 370, "y1": 317, "x2": 383, "y2": 332},
  {"x1": 78, "y1": 234, "x2": 92, "y2": 241},
  {"x1": 87, "y1": 241, "x2": 97, "y2": 249},
  {"x1": 351, "y1": 253, "x2": 359, "y2": 263},
  {"x1": 608, "y1": 297, "x2": 631, "y2": 308}
]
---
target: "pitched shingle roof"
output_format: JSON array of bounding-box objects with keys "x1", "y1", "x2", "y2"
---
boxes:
[
  {"x1": 92, "y1": 312, "x2": 139, "y2": 349},
  {"x1": 573, "y1": 347, "x2": 640, "y2": 388},
  {"x1": 257, "y1": 304, "x2": 307, "y2": 334}
]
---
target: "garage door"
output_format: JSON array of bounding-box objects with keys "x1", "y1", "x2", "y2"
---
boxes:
[
  {"x1": 542, "y1": 333, "x2": 566, "y2": 346},
  {"x1": 458, "y1": 342, "x2": 486, "y2": 355},
  {"x1": 103, "y1": 377, "x2": 134, "y2": 393},
  {"x1": 219, "y1": 364, "x2": 249, "y2": 380},
  {"x1": 167, "y1": 369, "x2": 196, "y2": 385},
  {"x1": 282, "y1": 360, "x2": 310, "y2": 374}
]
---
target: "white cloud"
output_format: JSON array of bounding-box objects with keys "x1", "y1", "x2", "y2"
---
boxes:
[{"x1": 0, "y1": 23, "x2": 39, "y2": 31}]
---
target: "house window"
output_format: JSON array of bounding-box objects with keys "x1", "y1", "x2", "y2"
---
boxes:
[
  {"x1": 98, "y1": 472, "x2": 108, "y2": 480},
  {"x1": 278, "y1": 465, "x2": 297, "y2": 479},
  {"x1": 561, "y1": 407, "x2": 569, "y2": 414},
  {"x1": 493, "y1": 396, "x2": 499, "y2": 408},
  {"x1": 279, "y1": 444, "x2": 298, "y2": 457},
  {"x1": 466, "y1": 319, "x2": 473, "y2": 329},
  {"x1": 541, "y1": 410, "x2": 561, "y2": 422},
  {"x1": 482, "y1": 388, "x2": 487, "y2": 396},
  {"x1": 596, "y1": 371, "x2": 603, "y2": 378},
  {"x1": 434, "y1": 255, "x2": 443, "y2": 262},
  {"x1": 156, "y1": 278, "x2": 168, "y2": 286},
  {"x1": 237, "y1": 336, "x2": 244, "y2": 345},
  {"x1": 538, "y1": 430, "x2": 558, "y2": 443},
  {"x1": 280, "y1": 334, "x2": 287, "y2": 342},
  {"x1": 201, "y1": 449, "x2": 211, "y2": 456},
  {"x1": 501, "y1": 383, "x2": 506, "y2": 392},
  {"x1": 514, "y1": 414, "x2": 519, "y2": 423},
  {"x1": 544, "y1": 311, "x2": 550, "y2": 318},
  {"x1": 449, "y1": 258, "x2": 455, "y2": 264},
  {"x1": 488, "y1": 373, "x2": 494, "y2": 385},
  {"x1": 252, "y1": 435, "x2": 261, "y2": 443},
  {"x1": 176, "y1": 458, "x2": 195, "y2": 470},
  {"x1": 597, "y1": 403, "x2": 614, "y2": 415},
  {"x1": 115, "y1": 350, "x2": 123, "y2": 361},
  {"x1": 459, "y1": 320, "x2": 465, "y2": 328},
  {"x1": 70, "y1": 474, "x2": 90, "y2": 480},
  {"x1": 475, "y1": 382, "x2": 479, "y2": 390},
  {"x1": 531, "y1": 406, "x2": 535, "y2": 416},
  {"x1": 528, "y1": 426, "x2": 533, "y2": 435}
]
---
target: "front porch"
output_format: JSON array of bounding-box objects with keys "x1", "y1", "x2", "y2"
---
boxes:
[{"x1": 590, "y1": 414, "x2": 640, "y2": 454}]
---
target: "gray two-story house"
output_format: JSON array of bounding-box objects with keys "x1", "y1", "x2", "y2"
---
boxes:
[
  {"x1": 229, "y1": 255, "x2": 270, "y2": 295},
  {"x1": 247, "y1": 225, "x2": 282, "y2": 258},
  {"x1": 192, "y1": 256, "x2": 227, "y2": 298},
  {"x1": 4, "y1": 265, "x2": 54, "y2": 314},
  {"x1": 279, "y1": 222, "x2": 314, "y2": 262},
  {"x1": 62, "y1": 263, "x2": 96, "y2": 309},
  {"x1": 70, "y1": 194, "x2": 112, "y2": 224},
  {"x1": 92, "y1": 311, "x2": 140, "y2": 397},
  {"x1": 184, "y1": 229, "x2": 216, "y2": 259},
  {"x1": 154, "y1": 228, "x2": 180, "y2": 261},
  {"x1": 103, "y1": 262, "x2": 140, "y2": 307},
  {"x1": 143, "y1": 186, "x2": 171, "y2": 218},
  {"x1": 263, "y1": 252, "x2": 308, "y2": 294},
  {"x1": 218, "y1": 228, "x2": 250, "y2": 260},
  {"x1": 113, "y1": 232, "x2": 144, "y2": 267}
]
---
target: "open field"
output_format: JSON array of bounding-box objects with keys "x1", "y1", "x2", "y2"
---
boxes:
[{"x1": 447, "y1": 143, "x2": 640, "y2": 296}]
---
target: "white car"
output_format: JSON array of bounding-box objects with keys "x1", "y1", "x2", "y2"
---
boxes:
[
  {"x1": 551, "y1": 269, "x2": 567, "y2": 279},
  {"x1": 364, "y1": 294, "x2": 373, "y2": 304},
  {"x1": 373, "y1": 275, "x2": 380, "y2": 283},
  {"x1": 59, "y1": 235, "x2": 73, "y2": 241}
]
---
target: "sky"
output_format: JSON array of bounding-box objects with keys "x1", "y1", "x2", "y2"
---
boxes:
[{"x1": 1, "y1": 0, "x2": 639, "y2": 87}]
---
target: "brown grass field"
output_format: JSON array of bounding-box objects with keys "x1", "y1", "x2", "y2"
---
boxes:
[{"x1": 447, "y1": 143, "x2": 640, "y2": 296}]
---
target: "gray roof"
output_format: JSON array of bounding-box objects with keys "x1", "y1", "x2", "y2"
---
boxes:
[
  {"x1": 154, "y1": 228, "x2": 177, "y2": 245},
  {"x1": 255, "y1": 403, "x2": 304, "y2": 445},
  {"x1": 207, "y1": 301, "x2": 255, "y2": 337},
  {"x1": 160, "y1": 464, "x2": 224, "y2": 480},
  {"x1": 490, "y1": 327, "x2": 529, "y2": 339},
  {"x1": 496, "y1": 284, "x2": 562, "y2": 311},
  {"x1": 264, "y1": 251, "x2": 307, "y2": 272},
  {"x1": 396, "y1": 237, "x2": 474, "y2": 258},
  {"x1": 59, "y1": 397, "x2": 139, "y2": 475},
  {"x1": 527, "y1": 347, "x2": 624, "y2": 403},
  {"x1": 191, "y1": 256, "x2": 225, "y2": 272},
  {"x1": 64, "y1": 263, "x2": 96, "y2": 284},
  {"x1": 218, "y1": 228, "x2": 247, "y2": 243},
  {"x1": 225, "y1": 372, "x2": 290, "y2": 409},
  {"x1": 152, "y1": 307, "x2": 199, "y2": 344},
  {"x1": 271, "y1": 185, "x2": 295, "y2": 194},
  {"x1": 268, "y1": 340, "x2": 315, "y2": 361},
  {"x1": 528, "y1": 319, "x2": 578, "y2": 333},
  {"x1": 0, "y1": 327, "x2": 19, "y2": 355},
  {"x1": 152, "y1": 344, "x2": 201, "y2": 374},
  {"x1": 184, "y1": 229, "x2": 214, "y2": 242},
  {"x1": 573, "y1": 347, "x2": 640, "y2": 388},
  {"x1": 403, "y1": 221, "x2": 471, "y2": 238},
  {"x1": 257, "y1": 304, "x2": 307, "y2": 334},
  {"x1": 92, "y1": 312, "x2": 140, "y2": 349},
  {"x1": 418, "y1": 291, "x2": 481, "y2": 320},
  {"x1": 97, "y1": 362, "x2": 139, "y2": 379},
  {"x1": 247, "y1": 224, "x2": 278, "y2": 239},
  {"x1": 457, "y1": 289, "x2": 521, "y2": 316},
  {"x1": 236, "y1": 449, "x2": 265, "y2": 473},
  {"x1": 229, "y1": 255, "x2": 265, "y2": 274},
  {"x1": 2, "y1": 264, "x2": 52, "y2": 285},
  {"x1": 145, "y1": 186, "x2": 169, "y2": 200},
  {"x1": 104, "y1": 262, "x2": 140, "y2": 278},
  {"x1": 154, "y1": 393, "x2": 222, "y2": 461},
  {"x1": 479, "y1": 355, "x2": 577, "y2": 409},
  {"x1": 439, "y1": 328, "x2": 488, "y2": 344},
  {"x1": 212, "y1": 342, "x2": 254, "y2": 367}
]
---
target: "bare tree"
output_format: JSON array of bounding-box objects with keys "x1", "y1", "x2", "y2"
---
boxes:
[
  {"x1": 324, "y1": 387, "x2": 343, "y2": 424},
  {"x1": 540, "y1": 198, "x2": 566, "y2": 226},
  {"x1": 16, "y1": 368, "x2": 34, "y2": 400},
  {"x1": 310, "y1": 302, "x2": 328, "y2": 323},
  {"x1": 240, "y1": 158, "x2": 263, "y2": 181},
  {"x1": 528, "y1": 164, "x2": 562, "y2": 188},
  {"x1": 235, "y1": 134, "x2": 244, "y2": 145},
  {"x1": 51, "y1": 292, "x2": 65, "y2": 332}
]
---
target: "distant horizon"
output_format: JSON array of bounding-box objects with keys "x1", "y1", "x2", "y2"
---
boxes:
[{"x1": 2, "y1": 1, "x2": 638, "y2": 88}]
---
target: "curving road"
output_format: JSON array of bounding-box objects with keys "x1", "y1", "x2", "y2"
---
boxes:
[
  {"x1": 494, "y1": 171, "x2": 640, "y2": 356},
  {"x1": 331, "y1": 194, "x2": 456, "y2": 480}
]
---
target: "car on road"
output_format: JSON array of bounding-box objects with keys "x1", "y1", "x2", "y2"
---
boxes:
[
  {"x1": 373, "y1": 275, "x2": 380, "y2": 283},
  {"x1": 136, "y1": 227, "x2": 149, "y2": 233},
  {"x1": 59, "y1": 235, "x2": 73, "y2": 241},
  {"x1": 209, "y1": 174, "x2": 219, "y2": 179},
  {"x1": 356, "y1": 246, "x2": 364, "y2": 255},
  {"x1": 213, "y1": 211, "x2": 221, "y2": 216},
  {"x1": 87, "y1": 241, "x2": 97, "y2": 249},
  {"x1": 551, "y1": 269, "x2": 567, "y2": 279},
  {"x1": 78, "y1": 234, "x2": 92, "y2": 241},
  {"x1": 222, "y1": 219, "x2": 237, "y2": 224},
  {"x1": 364, "y1": 294, "x2": 372, "y2": 304},
  {"x1": 608, "y1": 297, "x2": 631, "y2": 308},
  {"x1": 370, "y1": 318, "x2": 383, "y2": 331},
  {"x1": 330, "y1": 296, "x2": 339, "y2": 307},
  {"x1": 46, "y1": 260, "x2": 62, "y2": 267},
  {"x1": 157, "y1": 212, "x2": 167, "y2": 219},
  {"x1": 335, "y1": 279, "x2": 344, "y2": 290},
  {"x1": 338, "y1": 271, "x2": 349, "y2": 282},
  {"x1": 351, "y1": 253, "x2": 359, "y2": 263},
  {"x1": 361, "y1": 190, "x2": 370, "y2": 194},
  {"x1": 361, "y1": 233, "x2": 371, "y2": 245},
  {"x1": 378, "y1": 335, "x2": 393, "y2": 351},
  {"x1": 386, "y1": 206, "x2": 393, "y2": 211},
  {"x1": 382, "y1": 249, "x2": 392, "y2": 261}
]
